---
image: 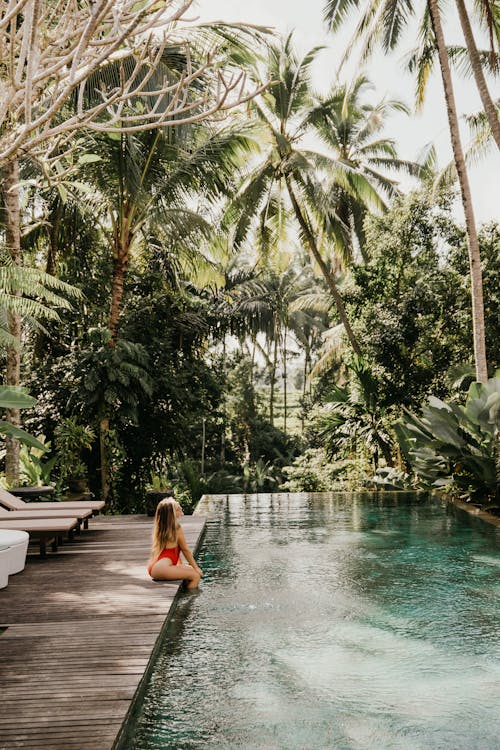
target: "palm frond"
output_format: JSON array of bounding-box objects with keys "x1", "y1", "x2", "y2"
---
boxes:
[
  {"x1": 329, "y1": 161, "x2": 389, "y2": 212},
  {"x1": 357, "y1": 138, "x2": 398, "y2": 157},
  {"x1": 382, "y1": 0, "x2": 414, "y2": 52},
  {"x1": 0, "y1": 264, "x2": 81, "y2": 348},
  {"x1": 446, "y1": 44, "x2": 500, "y2": 78},
  {"x1": 224, "y1": 160, "x2": 276, "y2": 249},
  {"x1": 324, "y1": 0, "x2": 365, "y2": 32},
  {"x1": 151, "y1": 207, "x2": 213, "y2": 248},
  {"x1": 406, "y1": 40, "x2": 437, "y2": 110},
  {"x1": 0, "y1": 265, "x2": 82, "y2": 300},
  {"x1": 309, "y1": 323, "x2": 347, "y2": 378},
  {"x1": 366, "y1": 157, "x2": 426, "y2": 178},
  {"x1": 289, "y1": 291, "x2": 332, "y2": 313},
  {"x1": 162, "y1": 122, "x2": 261, "y2": 205},
  {"x1": 434, "y1": 108, "x2": 497, "y2": 189},
  {"x1": 416, "y1": 141, "x2": 439, "y2": 180}
]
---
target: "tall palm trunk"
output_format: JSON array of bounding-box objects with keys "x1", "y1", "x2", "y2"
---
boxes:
[
  {"x1": 2, "y1": 159, "x2": 22, "y2": 484},
  {"x1": 254, "y1": 336, "x2": 275, "y2": 422},
  {"x1": 100, "y1": 219, "x2": 132, "y2": 501},
  {"x1": 269, "y1": 326, "x2": 279, "y2": 425},
  {"x1": 220, "y1": 337, "x2": 227, "y2": 466},
  {"x1": 285, "y1": 176, "x2": 363, "y2": 357},
  {"x1": 282, "y1": 326, "x2": 288, "y2": 436},
  {"x1": 250, "y1": 334, "x2": 256, "y2": 387},
  {"x1": 109, "y1": 224, "x2": 132, "y2": 343},
  {"x1": 302, "y1": 350, "x2": 309, "y2": 401},
  {"x1": 301, "y1": 342, "x2": 312, "y2": 434},
  {"x1": 107, "y1": 131, "x2": 158, "y2": 342},
  {"x1": 33, "y1": 201, "x2": 62, "y2": 360},
  {"x1": 455, "y1": 0, "x2": 500, "y2": 150},
  {"x1": 428, "y1": 0, "x2": 488, "y2": 382}
]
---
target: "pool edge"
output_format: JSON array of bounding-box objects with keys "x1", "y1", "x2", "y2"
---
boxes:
[
  {"x1": 444, "y1": 494, "x2": 500, "y2": 528},
  {"x1": 111, "y1": 514, "x2": 208, "y2": 750}
]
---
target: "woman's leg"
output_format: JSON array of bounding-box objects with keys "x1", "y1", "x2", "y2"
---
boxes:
[{"x1": 150, "y1": 560, "x2": 201, "y2": 589}]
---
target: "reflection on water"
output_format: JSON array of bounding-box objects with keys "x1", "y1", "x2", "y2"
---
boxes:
[{"x1": 123, "y1": 492, "x2": 500, "y2": 750}]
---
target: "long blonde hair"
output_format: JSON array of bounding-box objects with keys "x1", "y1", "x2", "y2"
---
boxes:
[{"x1": 150, "y1": 498, "x2": 178, "y2": 560}]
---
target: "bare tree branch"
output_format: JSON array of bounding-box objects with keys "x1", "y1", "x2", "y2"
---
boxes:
[{"x1": 0, "y1": 0, "x2": 264, "y2": 165}]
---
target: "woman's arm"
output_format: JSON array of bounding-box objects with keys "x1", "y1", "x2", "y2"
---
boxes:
[{"x1": 177, "y1": 526, "x2": 203, "y2": 575}]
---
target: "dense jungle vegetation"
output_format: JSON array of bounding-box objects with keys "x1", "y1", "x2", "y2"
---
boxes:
[{"x1": 0, "y1": 2, "x2": 499, "y2": 513}]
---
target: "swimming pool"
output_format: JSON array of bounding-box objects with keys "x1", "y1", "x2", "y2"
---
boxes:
[{"x1": 121, "y1": 492, "x2": 500, "y2": 749}]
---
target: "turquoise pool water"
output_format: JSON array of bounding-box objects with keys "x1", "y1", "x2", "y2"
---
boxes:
[{"x1": 123, "y1": 492, "x2": 500, "y2": 749}]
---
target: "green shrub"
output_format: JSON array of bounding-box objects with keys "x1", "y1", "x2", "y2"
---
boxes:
[{"x1": 280, "y1": 448, "x2": 361, "y2": 492}]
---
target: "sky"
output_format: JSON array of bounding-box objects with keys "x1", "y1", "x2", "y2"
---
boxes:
[{"x1": 194, "y1": 0, "x2": 500, "y2": 225}]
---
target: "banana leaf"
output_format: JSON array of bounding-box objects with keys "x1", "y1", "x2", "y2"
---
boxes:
[
  {"x1": 0, "y1": 421, "x2": 47, "y2": 451},
  {"x1": 0, "y1": 386, "x2": 37, "y2": 410}
]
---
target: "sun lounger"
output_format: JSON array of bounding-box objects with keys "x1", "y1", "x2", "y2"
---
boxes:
[
  {"x1": 0, "y1": 505, "x2": 92, "y2": 531},
  {"x1": 0, "y1": 517, "x2": 80, "y2": 557},
  {"x1": 0, "y1": 487, "x2": 105, "y2": 515}
]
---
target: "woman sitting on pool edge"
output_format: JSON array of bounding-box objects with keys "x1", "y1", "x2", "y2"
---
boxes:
[{"x1": 147, "y1": 498, "x2": 203, "y2": 589}]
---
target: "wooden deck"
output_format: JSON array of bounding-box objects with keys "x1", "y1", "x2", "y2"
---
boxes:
[{"x1": 0, "y1": 514, "x2": 206, "y2": 750}]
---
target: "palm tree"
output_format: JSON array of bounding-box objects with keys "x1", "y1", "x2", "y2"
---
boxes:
[
  {"x1": 323, "y1": 0, "x2": 490, "y2": 383},
  {"x1": 227, "y1": 37, "x2": 418, "y2": 357},
  {"x1": 80, "y1": 121, "x2": 255, "y2": 343},
  {"x1": 427, "y1": 0, "x2": 488, "y2": 384},
  {"x1": 230, "y1": 267, "x2": 290, "y2": 425},
  {"x1": 307, "y1": 75, "x2": 424, "y2": 259},
  {"x1": 231, "y1": 253, "x2": 330, "y2": 432},
  {"x1": 289, "y1": 280, "x2": 333, "y2": 394},
  {"x1": 226, "y1": 36, "x2": 362, "y2": 354},
  {"x1": 454, "y1": 0, "x2": 500, "y2": 150},
  {"x1": 0, "y1": 168, "x2": 81, "y2": 482},
  {"x1": 289, "y1": 291, "x2": 330, "y2": 395}
]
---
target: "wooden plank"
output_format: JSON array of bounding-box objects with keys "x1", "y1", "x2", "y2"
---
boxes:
[{"x1": 0, "y1": 513, "x2": 206, "y2": 750}]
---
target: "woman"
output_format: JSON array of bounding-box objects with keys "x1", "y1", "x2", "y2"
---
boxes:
[{"x1": 147, "y1": 498, "x2": 202, "y2": 589}]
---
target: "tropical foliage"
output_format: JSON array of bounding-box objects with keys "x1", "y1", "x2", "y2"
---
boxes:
[
  {"x1": 0, "y1": 5, "x2": 498, "y2": 512},
  {"x1": 395, "y1": 375, "x2": 500, "y2": 503},
  {"x1": 0, "y1": 387, "x2": 45, "y2": 451}
]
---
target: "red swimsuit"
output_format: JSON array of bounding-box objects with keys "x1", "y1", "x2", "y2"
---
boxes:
[{"x1": 148, "y1": 546, "x2": 180, "y2": 577}]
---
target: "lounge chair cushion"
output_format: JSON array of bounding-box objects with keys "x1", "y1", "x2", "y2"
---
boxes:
[{"x1": 0, "y1": 487, "x2": 104, "y2": 513}]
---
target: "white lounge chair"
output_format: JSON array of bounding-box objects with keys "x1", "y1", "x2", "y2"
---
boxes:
[
  {"x1": 0, "y1": 504, "x2": 92, "y2": 533},
  {"x1": 0, "y1": 487, "x2": 105, "y2": 515},
  {"x1": 0, "y1": 517, "x2": 79, "y2": 557}
]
